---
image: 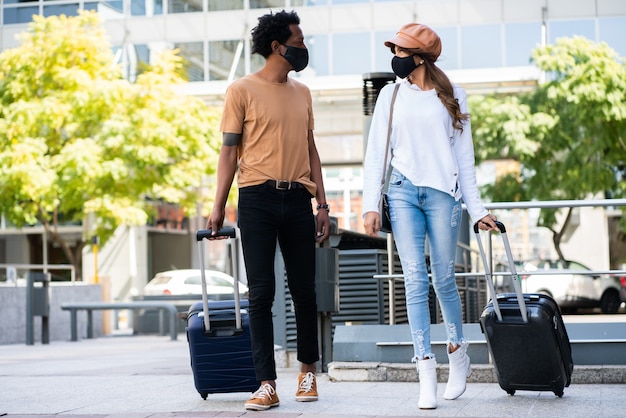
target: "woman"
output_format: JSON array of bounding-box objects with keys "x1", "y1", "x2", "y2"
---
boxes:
[{"x1": 362, "y1": 23, "x2": 497, "y2": 410}]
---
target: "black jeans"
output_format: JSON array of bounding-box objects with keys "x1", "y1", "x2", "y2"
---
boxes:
[{"x1": 238, "y1": 182, "x2": 319, "y2": 381}]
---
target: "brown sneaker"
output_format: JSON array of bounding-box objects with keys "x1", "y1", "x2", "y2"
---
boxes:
[
  {"x1": 295, "y1": 372, "x2": 318, "y2": 402},
  {"x1": 245, "y1": 383, "x2": 280, "y2": 411}
]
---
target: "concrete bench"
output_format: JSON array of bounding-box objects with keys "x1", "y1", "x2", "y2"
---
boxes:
[{"x1": 61, "y1": 301, "x2": 179, "y2": 341}]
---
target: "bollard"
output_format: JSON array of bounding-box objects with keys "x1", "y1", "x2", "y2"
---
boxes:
[
  {"x1": 26, "y1": 272, "x2": 51, "y2": 345},
  {"x1": 315, "y1": 247, "x2": 339, "y2": 372}
]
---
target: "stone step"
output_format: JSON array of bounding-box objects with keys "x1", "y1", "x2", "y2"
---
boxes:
[
  {"x1": 328, "y1": 361, "x2": 626, "y2": 384},
  {"x1": 332, "y1": 322, "x2": 626, "y2": 366}
]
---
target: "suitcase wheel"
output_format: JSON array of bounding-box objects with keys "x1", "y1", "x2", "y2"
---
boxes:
[
  {"x1": 507, "y1": 389, "x2": 515, "y2": 396},
  {"x1": 554, "y1": 391, "x2": 564, "y2": 398},
  {"x1": 200, "y1": 392, "x2": 208, "y2": 400}
]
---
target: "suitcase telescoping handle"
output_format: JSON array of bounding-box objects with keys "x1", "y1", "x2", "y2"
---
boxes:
[
  {"x1": 196, "y1": 227, "x2": 241, "y2": 333},
  {"x1": 473, "y1": 221, "x2": 528, "y2": 323}
]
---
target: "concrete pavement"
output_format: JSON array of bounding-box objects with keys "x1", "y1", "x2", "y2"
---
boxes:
[{"x1": 0, "y1": 334, "x2": 625, "y2": 417}]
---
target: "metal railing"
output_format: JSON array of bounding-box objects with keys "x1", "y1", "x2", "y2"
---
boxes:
[
  {"x1": 375, "y1": 198, "x2": 626, "y2": 324},
  {"x1": 0, "y1": 263, "x2": 76, "y2": 283}
]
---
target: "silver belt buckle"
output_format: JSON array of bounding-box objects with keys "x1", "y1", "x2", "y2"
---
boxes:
[{"x1": 276, "y1": 180, "x2": 290, "y2": 190}]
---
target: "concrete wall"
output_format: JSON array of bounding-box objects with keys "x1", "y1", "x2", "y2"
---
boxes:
[
  {"x1": 561, "y1": 205, "x2": 611, "y2": 270},
  {"x1": 82, "y1": 225, "x2": 148, "y2": 302},
  {"x1": 0, "y1": 283, "x2": 103, "y2": 345}
]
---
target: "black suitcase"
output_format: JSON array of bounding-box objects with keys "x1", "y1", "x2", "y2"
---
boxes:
[
  {"x1": 186, "y1": 228, "x2": 258, "y2": 399},
  {"x1": 475, "y1": 221, "x2": 573, "y2": 397}
]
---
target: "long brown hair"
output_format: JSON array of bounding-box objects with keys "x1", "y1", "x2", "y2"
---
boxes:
[{"x1": 411, "y1": 50, "x2": 469, "y2": 132}]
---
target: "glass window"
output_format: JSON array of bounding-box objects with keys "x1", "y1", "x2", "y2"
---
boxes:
[
  {"x1": 548, "y1": 19, "x2": 595, "y2": 44},
  {"x1": 184, "y1": 275, "x2": 201, "y2": 285},
  {"x1": 3, "y1": 6, "x2": 38, "y2": 24},
  {"x1": 307, "y1": 34, "x2": 329, "y2": 76},
  {"x1": 321, "y1": 166, "x2": 365, "y2": 232},
  {"x1": 599, "y1": 16, "x2": 626, "y2": 58},
  {"x1": 374, "y1": 30, "x2": 394, "y2": 72},
  {"x1": 168, "y1": 0, "x2": 202, "y2": 13},
  {"x1": 3, "y1": 0, "x2": 36, "y2": 4},
  {"x1": 43, "y1": 4, "x2": 79, "y2": 17},
  {"x1": 250, "y1": 0, "x2": 285, "y2": 8},
  {"x1": 113, "y1": 43, "x2": 149, "y2": 81},
  {"x1": 98, "y1": 0, "x2": 123, "y2": 14},
  {"x1": 83, "y1": 2, "x2": 100, "y2": 12},
  {"x1": 324, "y1": 167, "x2": 341, "y2": 178},
  {"x1": 133, "y1": 44, "x2": 151, "y2": 76},
  {"x1": 333, "y1": 32, "x2": 370, "y2": 75},
  {"x1": 131, "y1": 0, "x2": 164, "y2": 15},
  {"x1": 566, "y1": 260, "x2": 590, "y2": 271},
  {"x1": 348, "y1": 188, "x2": 363, "y2": 232},
  {"x1": 434, "y1": 26, "x2": 458, "y2": 70},
  {"x1": 175, "y1": 42, "x2": 204, "y2": 82},
  {"x1": 209, "y1": 40, "x2": 243, "y2": 80},
  {"x1": 460, "y1": 24, "x2": 501, "y2": 69},
  {"x1": 505, "y1": 22, "x2": 542, "y2": 66},
  {"x1": 130, "y1": 0, "x2": 146, "y2": 15},
  {"x1": 209, "y1": 39, "x2": 265, "y2": 80},
  {"x1": 208, "y1": 0, "x2": 242, "y2": 10}
]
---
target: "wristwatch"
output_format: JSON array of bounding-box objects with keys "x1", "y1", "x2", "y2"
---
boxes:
[{"x1": 316, "y1": 203, "x2": 330, "y2": 213}]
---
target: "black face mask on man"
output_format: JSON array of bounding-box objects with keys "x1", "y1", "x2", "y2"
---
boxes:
[
  {"x1": 391, "y1": 55, "x2": 422, "y2": 79},
  {"x1": 281, "y1": 45, "x2": 309, "y2": 72}
]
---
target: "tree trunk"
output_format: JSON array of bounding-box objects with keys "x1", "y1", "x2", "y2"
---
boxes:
[
  {"x1": 40, "y1": 216, "x2": 84, "y2": 281},
  {"x1": 552, "y1": 207, "x2": 574, "y2": 261}
]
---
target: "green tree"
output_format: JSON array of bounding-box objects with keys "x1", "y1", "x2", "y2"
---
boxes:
[
  {"x1": 0, "y1": 12, "x2": 221, "y2": 279},
  {"x1": 469, "y1": 36, "x2": 626, "y2": 259}
]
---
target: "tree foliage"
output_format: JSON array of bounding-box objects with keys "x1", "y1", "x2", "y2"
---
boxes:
[
  {"x1": 469, "y1": 36, "x2": 626, "y2": 258},
  {"x1": 0, "y1": 12, "x2": 221, "y2": 278}
]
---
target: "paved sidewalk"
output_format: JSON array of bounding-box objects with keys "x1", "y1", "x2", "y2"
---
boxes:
[{"x1": 0, "y1": 335, "x2": 624, "y2": 417}]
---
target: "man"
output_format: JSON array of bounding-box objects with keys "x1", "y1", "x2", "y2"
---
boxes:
[{"x1": 206, "y1": 9, "x2": 331, "y2": 412}]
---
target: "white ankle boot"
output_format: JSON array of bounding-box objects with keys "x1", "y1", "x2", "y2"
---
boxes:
[
  {"x1": 417, "y1": 358, "x2": 437, "y2": 409},
  {"x1": 444, "y1": 341, "x2": 471, "y2": 400}
]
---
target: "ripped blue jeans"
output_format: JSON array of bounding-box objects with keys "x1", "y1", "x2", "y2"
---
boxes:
[{"x1": 388, "y1": 169, "x2": 464, "y2": 361}]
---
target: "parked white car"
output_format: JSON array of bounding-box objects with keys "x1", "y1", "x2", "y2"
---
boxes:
[
  {"x1": 520, "y1": 259, "x2": 623, "y2": 314},
  {"x1": 143, "y1": 269, "x2": 248, "y2": 299}
]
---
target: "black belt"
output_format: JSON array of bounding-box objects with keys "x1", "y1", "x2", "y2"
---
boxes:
[{"x1": 266, "y1": 180, "x2": 306, "y2": 190}]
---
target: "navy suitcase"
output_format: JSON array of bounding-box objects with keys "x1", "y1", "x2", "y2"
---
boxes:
[
  {"x1": 186, "y1": 228, "x2": 258, "y2": 399},
  {"x1": 475, "y1": 221, "x2": 573, "y2": 397}
]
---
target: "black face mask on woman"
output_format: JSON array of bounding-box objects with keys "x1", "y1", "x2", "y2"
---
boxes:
[
  {"x1": 391, "y1": 55, "x2": 421, "y2": 79},
  {"x1": 281, "y1": 45, "x2": 309, "y2": 72}
]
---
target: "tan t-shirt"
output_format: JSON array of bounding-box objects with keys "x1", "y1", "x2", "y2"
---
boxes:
[{"x1": 220, "y1": 74, "x2": 316, "y2": 196}]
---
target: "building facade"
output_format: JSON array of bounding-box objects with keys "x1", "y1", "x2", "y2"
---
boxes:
[{"x1": 1, "y1": 0, "x2": 625, "y2": 290}]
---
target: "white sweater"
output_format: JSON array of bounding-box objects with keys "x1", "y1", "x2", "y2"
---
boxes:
[{"x1": 362, "y1": 79, "x2": 489, "y2": 223}]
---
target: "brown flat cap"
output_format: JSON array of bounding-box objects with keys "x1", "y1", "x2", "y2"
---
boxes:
[{"x1": 384, "y1": 23, "x2": 442, "y2": 59}]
